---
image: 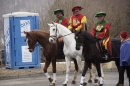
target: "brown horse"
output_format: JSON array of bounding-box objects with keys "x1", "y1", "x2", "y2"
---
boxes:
[{"x1": 24, "y1": 30, "x2": 79, "y2": 86}]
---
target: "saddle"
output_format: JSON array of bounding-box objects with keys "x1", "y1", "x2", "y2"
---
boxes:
[{"x1": 96, "y1": 38, "x2": 121, "y2": 59}]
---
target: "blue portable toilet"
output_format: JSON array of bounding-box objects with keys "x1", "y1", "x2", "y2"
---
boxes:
[{"x1": 3, "y1": 12, "x2": 41, "y2": 69}]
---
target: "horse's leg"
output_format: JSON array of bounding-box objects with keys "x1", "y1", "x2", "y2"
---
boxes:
[
  {"x1": 43, "y1": 59, "x2": 52, "y2": 83},
  {"x1": 51, "y1": 59, "x2": 56, "y2": 86},
  {"x1": 76, "y1": 56, "x2": 82, "y2": 73},
  {"x1": 71, "y1": 58, "x2": 78, "y2": 84},
  {"x1": 94, "y1": 63, "x2": 104, "y2": 83},
  {"x1": 100, "y1": 63, "x2": 104, "y2": 78},
  {"x1": 88, "y1": 64, "x2": 93, "y2": 83},
  {"x1": 63, "y1": 57, "x2": 71, "y2": 86},
  {"x1": 94, "y1": 70, "x2": 99, "y2": 83},
  {"x1": 80, "y1": 61, "x2": 89, "y2": 86},
  {"x1": 114, "y1": 58, "x2": 120, "y2": 85},
  {"x1": 95, "y1": 62, "x2": 103, "y2": 86}
]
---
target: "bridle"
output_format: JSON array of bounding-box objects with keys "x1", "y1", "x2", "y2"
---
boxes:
[
  {"x1": 24, "y1": 36, "x2": 36, "y2": 50},
  {"x1": 49, "y1": 25, "x2": 73, "y2": 40},
  {"x1": 49, "y1": 25, "x2": 59, "y2": 40}
]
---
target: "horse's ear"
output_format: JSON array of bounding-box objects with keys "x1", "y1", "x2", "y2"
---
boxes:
[
  {"x1": 52, "y1": 22, "x2": 57, "y2": 26},
  {"x1": 24, "y1": 31, "x2": 30, "y2": 36},
  {"x1": 52, "y1": 22, "x2": 54, "y2": 24},
  {"x1": 24, "y1": 31, "x2": 27, "y2": 34},
  {"x1": 47, "y1": 23, "x2": 53, "y2": 27}
]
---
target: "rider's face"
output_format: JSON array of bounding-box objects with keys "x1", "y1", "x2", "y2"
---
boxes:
[
  {"x1": 73, "y1": 9, "x2": 80, "y2": 15},
  {"x1": 55, "y1": 12, "x2": 63, "y2": 19},
  {"x1": 97, "y1": 16, "x2": 105, "y2": 23}
]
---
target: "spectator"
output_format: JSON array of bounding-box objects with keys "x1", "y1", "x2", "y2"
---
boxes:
[{"x1": 117, "y1": 31, "x2": 130, "y2": 86}]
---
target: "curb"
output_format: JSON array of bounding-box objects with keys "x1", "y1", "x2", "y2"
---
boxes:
[{"x1": 0, "y1": 69, "x2": 118, "y2": 80}]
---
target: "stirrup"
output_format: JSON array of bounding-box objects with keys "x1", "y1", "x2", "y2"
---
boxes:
[{"x1": 102, "y1": 54, "x2": 108, "y2": 60}]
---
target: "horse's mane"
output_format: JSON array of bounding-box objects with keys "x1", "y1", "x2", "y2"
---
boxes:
[
  {"x1": 57, "y1": 23, "x2": 70, "y2": 32},
  {"x1": 28, "y1": 30, "x2": 49, "y2": 40},
  {"x1": 81, "y1": 30, "x2": 96, "y2": 43}
]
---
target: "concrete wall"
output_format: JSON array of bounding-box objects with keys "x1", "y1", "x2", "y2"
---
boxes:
[{"x1": 0, "y1": 49, "x2": 116, "y2": 69}]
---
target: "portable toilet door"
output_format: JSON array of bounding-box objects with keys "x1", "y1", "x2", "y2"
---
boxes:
[{"x1": 3, "y1": 12, "x2": 41, "y2": 69}]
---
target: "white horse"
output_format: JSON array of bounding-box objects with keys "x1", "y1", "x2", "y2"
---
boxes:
[
  {"x1": 48, "y1": 22, "x2": 103, "y2": 86},
  {"x1": 48, "y1": 23, "x2": 83, "y2": 86}
]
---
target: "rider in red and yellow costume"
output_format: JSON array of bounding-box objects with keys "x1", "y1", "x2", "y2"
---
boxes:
[
  {"x1": 91, "y1": 12, "x2": 112, "y2": 60},
  {"x1": 68, "y1": 6, "x2": 87, "y2": 32}
]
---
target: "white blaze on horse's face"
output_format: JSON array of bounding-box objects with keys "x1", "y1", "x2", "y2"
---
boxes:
[
  {"x1": 25, "y1": 38, "x2": 29, "y2": 46},
  {"x1": 48, "y1": 23, "x2": 58, "y2": 43},
  {"x1": 25, "y1": 38, "x2": 28, "y2": 43}
]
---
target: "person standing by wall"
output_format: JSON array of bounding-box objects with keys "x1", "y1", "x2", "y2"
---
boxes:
[{"x1": 117, "y1": 31, "x2": 130, "y2": 86}]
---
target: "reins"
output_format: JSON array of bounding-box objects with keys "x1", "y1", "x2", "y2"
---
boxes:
[{"x1": 60, "y1": 33, "x2": 73, "y2": 37}]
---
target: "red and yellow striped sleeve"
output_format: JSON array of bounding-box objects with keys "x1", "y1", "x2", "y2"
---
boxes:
[
  {"x1": 103, "y1": 23, "x2": 110, "y2": 37},
  {"x1": 68, "y1": 16, "x2": 73, "y2": 30}
]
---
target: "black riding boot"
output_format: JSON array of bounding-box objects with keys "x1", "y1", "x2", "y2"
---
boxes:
[
  {"x1": 57, "y1": 41, "x2": 64, "y2": 59},
  {"x1": 102, "y1": 47, "x2": 109, "y2": 60},
  {"x1": 97, "y1": 39, "x2": 109, "y2": 60}
]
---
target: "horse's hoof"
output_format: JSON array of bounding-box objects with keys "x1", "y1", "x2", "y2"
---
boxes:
[
  {"x1": 79, "y1": 84, "x2": 83, "y2": 86},
  {"x1": 88, "y1": 79, "x2": 92, "y2": 83},
  {"x1": 50, "y1": 83, "x2": 55, "y2": 86},
  {"x1": 116, "y1": 83, "x2": 119, "y2": 86},
  {"x1": 71, "y1": 81, "x2": 76, "y2": 84},
  {"x1": 63, "y1": 84, "x2": 67, "y2": 86},
  {"x1": 94, "y1": 79, "x2": 98, "y2": 83},
  {"x1": 83, "y1": 82, "x2": 87, "y2": 86},
  {"x1": 99, "y1": 84, "x2": 103, "y2": 86},
  {"x1": 49, "y1": 78, "x2": 53, "y2": 83}
]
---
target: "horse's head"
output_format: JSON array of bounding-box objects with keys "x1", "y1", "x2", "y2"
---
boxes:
[
  {"x1": 48, "y1": 22, "x2": 59, "y2": 43},
  {"x1": 24, "y1": 31, "x2": 37, "y2": 52},
  {"x1": 75, "y1": 31, "x2": 84, "y2": 50}
]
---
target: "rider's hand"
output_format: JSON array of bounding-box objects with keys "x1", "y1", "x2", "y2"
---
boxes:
[
  {"x1": 73, "y1": 29, "x2": 77, "y2": 33},
  {"x1": 122, "y1": 61, "x2": 127, "y2": 66},
  {"x1": 58, "y1": 37, "x2": 63, "y2": 42},
  {"x1": 71, "y1": 29, "x2": 76, "y2": 33}
]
